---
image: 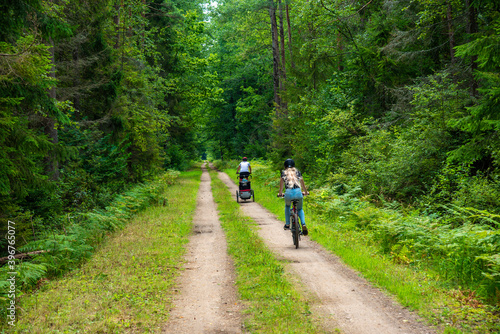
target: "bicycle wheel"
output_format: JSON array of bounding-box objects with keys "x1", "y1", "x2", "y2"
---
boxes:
[
  {"x1": 252, "y1": 190, "x2": 255, "y2": 202},
  {"x1": 236, "y1": 190, "x2": 239, "y2": 203},
  {"x1": 292, "y1": 212, "x2": 299, "y2": 248}
]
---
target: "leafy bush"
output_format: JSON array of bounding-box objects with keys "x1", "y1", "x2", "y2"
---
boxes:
[
  {"x1": 422, "y1": 163, "x2": 500, "y2": 214},
  {"x1": 164, "y1": 142, "x2": 195, "y2": 171},
  {"x1": 212, "y1": 159, "x2": 239, "y2": 171},
  {"x1": 452, "y1": 175, "x2": 500, "y2": 214}
]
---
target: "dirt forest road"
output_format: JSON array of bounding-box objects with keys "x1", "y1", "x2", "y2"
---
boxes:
[
  {"x1": 216, "y1": 169, "x2": 436, "y2": 334},
  {"x1": 164, "y1": 164, "x2": 436, "y2": 334}
]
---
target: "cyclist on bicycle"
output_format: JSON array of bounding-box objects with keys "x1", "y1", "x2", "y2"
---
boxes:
[
  {"x1": 237, "y1": 157, "x2": 252, "y2": 178},
  {"x1": 278, "y1": 159, "x2": 309, "y2": 235}
]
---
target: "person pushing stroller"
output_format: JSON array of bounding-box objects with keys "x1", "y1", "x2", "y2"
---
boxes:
[{"x1": 237, "y1": 157, "x2": 251, "y2": 178}]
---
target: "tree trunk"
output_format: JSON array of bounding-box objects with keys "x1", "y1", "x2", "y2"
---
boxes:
[
  {"x1": 269, "y1": 2, "x2": 281, "y2": 116},
  {"x1": 45, "y1": 36, "x2": 59, "y2": 181},
  {"x1": 0, "y1": 251, "x2": 47, "y2": 264},
  {"x1": 142, "y1": 0, "x2": 146, "y2": 49},
  {"x1": 285, "y1": 4, "x2": 295, "y2": 69},
  {"x1": 72, "y1": 45, "x2": 80, "y2": 111},
  {"x1": 446, "y1": 0, "x2": 455, "y2": 63},
  {"x1": 465, "y1": 0, "x2": 478, "y2": 96},
  {"x1": 466, "y1": 0, "x2": 478, "y2": 35},
  {"x1": 128, "y1": 7, "x2": 133, "y2": 37},
  {"x1": 278, "y1": 0, "x2": 287, "y2": 112},
  {"x1": 114, "y1": 0, "x2": 121, "y2": 49},
  {"x1": 337, "y1": 32, "x2": 344, "y2": 71}
]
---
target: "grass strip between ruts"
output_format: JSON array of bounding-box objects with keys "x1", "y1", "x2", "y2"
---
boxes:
[
  {"x1": 209, "y1": 169, "x2": 324, "y2": 333},
  {"x1": 10, "y1": 170, "x2": 201, "y2": 333}
]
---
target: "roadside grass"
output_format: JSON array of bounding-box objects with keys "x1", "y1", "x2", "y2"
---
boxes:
[
  {"x1": 10, "y1": 170, "x2": 201, "y2": 333},
  {"x1": 209, "y1": 169, "x2": 325, "y2": 333},
  {"x1": 242, "y1": 162, "x2": 500, "y2": 334},
  {"x1": 0, "y1": 170, "x2": 184, "y2": 328}
]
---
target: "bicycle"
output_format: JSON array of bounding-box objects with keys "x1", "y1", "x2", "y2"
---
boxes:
[
  {"x1": 278, "y1": 194, "x2": 305, "y2": 249},
  {"x1": 290, "y1": 199, "x2": 302, "y2": 248}
]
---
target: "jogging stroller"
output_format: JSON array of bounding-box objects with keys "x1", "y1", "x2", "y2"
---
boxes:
[{"x1": 236, "y1": 173, "x2": 254, "y2": 202}]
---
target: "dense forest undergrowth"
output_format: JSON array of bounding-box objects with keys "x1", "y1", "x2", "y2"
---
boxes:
[{"x1": 2, "y1": 0, "x2": 500, "y2": 330}]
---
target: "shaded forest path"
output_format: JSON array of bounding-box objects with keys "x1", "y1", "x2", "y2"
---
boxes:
[
  {"x1": 163, "y1": 164, "x2": 243, "y2": 333},
  {"x1": 216, "y1": 168, "x2": 436, "y2": 334}
]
